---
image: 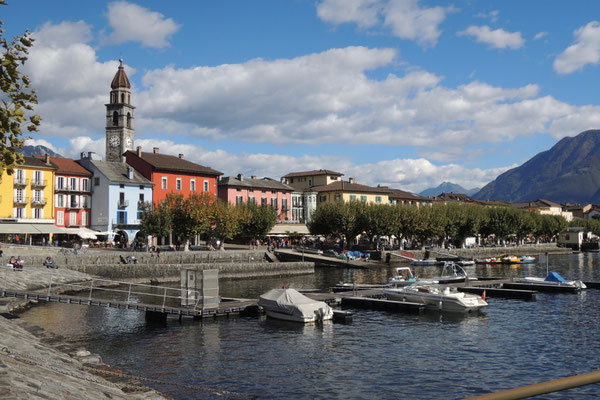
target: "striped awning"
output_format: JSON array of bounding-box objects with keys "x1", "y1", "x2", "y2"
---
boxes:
[{"x1": 0, "y1": 223, "x2": 66, "y2": 234}]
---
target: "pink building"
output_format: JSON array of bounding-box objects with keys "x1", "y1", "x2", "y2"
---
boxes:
[{"x1": 218, "y1": 174, "x2": 294, "y2": 221}]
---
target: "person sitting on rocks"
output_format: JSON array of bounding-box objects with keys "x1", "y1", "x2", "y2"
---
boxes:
[
  {"x1": 127, "y1": 255, "x2": 137, "y2": 264},
  {"x1": 43, "y1": 256, "x2": 57, "y2": 269},
  {"x1": 120, "y1": 255, "x2": 128, "y2": 264},
  {"x1": 13, "y1": 256, "x2": 23, "y2": 271}
]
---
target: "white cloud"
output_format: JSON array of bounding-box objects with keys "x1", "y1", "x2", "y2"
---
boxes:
[
  {"x1": 316, "y1": 0, "x2": 451, "y2": 47},
  {"x1": 553, "y1": 21, "x2": 600, "y2": 74},
  {"x1": 458, "y1": 25, "x2": 525, "y2": 49},
  {"x1": 475, "y1": 10, "x2": 499, "y2": 23},
  {"x1": 104, "y1": 1, "x2": 181, "y2": 48},
  {"x1": 533, "y1": 31, "x2": 548, "y2": 40},
  {"x1": 62, "y1": 136, "x2": 509, "y2": 193}
]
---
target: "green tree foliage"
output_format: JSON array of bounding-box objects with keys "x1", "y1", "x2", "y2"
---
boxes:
[
  {"x1": 139, "y1": 200, "x2": 172, "y2": 239},
  {"x1": 209, "y1": 200, "x2": 247, "y2": 247},
  {"x1": 0, "y1": 1, "x2": 41, "y2": 174},
  {"x1": 569, "y1": 217, "x2": 600, "y2": 236},
  {"x1": 238, "y1": 203, "x2": 277, "y2": 240}
]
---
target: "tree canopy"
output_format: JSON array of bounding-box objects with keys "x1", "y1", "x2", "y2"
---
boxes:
[{"x1": 0, "y1": 1, "x2": 41, "y2": 174}]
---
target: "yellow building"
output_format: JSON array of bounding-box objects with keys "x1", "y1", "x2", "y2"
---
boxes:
[
  {"x1": 312, "y1": 179, "x2": 391, "y2": 205},
  {"x1": 0, "y1": 155, "x2": 61, "y2": 244},
  {"x1": 282, "y1": 169, "x2": 343, "y2": 191}
]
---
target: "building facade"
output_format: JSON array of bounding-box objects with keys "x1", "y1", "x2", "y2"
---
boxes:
[
  {"x1": 124, "y1": 146, "x2": 222, "y2": 204},
  {"x1": 312, "y1": 179, "x2": 391, "y2": 205},
  {"x1": 78, "y1": 152, "x2": 153, "y2": 245},
  {"x1": 49, "y1": 157, "x2": 93, "y2": 229},
  {"x1": 0, "y1": 155, "x2": 62, "y2": 244},
  {"x1": 218, "y1": 174, "x2": 294, "y2": 221}
]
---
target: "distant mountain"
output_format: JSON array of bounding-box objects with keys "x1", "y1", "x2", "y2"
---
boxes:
[
  {"x1": 21, "y1": 145, "x2": 62, "y2": 158},
  {"x1": 473, "y1": 129, "x2": 600, "y2": 203},
  {"x1": 419, "y1": 182, "x2": 480, "y2": 197}
]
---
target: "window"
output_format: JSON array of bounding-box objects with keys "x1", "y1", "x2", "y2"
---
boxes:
[
  {"x1": 236, "y1": 188, "x2": 241, "y2": 192},
  {"x1": 271, "y1": 198, "x2": 278, "y2": 209},
  {"x1": 119, "y1": 184, "x2": 124, "y2": 189},
  {"x1": 94, "y1": 177, "x2": 100, "y2": 186},
  {"x1": 57, "y1": 177, "x2": 65, "y2": 190},
  {"x1": 33, "y1": 170, "x2": 42, "y2": 184},
  {"x1": 248, "y1": 189, "x2": 254, "y2": 193},
  {"x1": 360, "y1": 195, "x2": 367, "y2": 202},
  {"x1": 34, "y1": 208, "x2": 43, "y2": 219},
  {"x1": 350, "y1": 195, "x2": 357, "y2": 201},
  {"x1": 69, "y1": 212, "x2": 77, "y2": 225},
  {"x1": 70, "y1": 178, "x2": 77, "y2": 191},
  {"x1": 57, "y1": 211, "x2": 64, "y2": 225},
  {"x1": 81, "y1": 211, "x2": 88, "y2": 226},
  {"x1": 82, "y1": 196, "x2": 89, "y2": 208},
  {"x1": 248, "y1": 196, "x2": 255, "y2": 204},
  {"x1": 56, "y1": 194, "x2": 64, "y2": 208},
  {"x1": 261, "y1": 197, "x2": 267, "y2": 205},
  {"x1": 376, "y1": 196, "x2": 382, "y2": 203},
  {"x1": 70, "y1": 194, "x2": 78, "y2": 208},
  {"x1": 112, "y1": 111, "x2": 118, "y2": 126},
  {"x1": 261, "y1": 190, "x2": 266, "y2": 194},
  {"x1": 282, "y1": 198, "x2": 288, "y2": 210},
  {"x1": 334, "y1": 194, "x2": 341, "y2": 201},
  {"x1": 81, "y1": 179, "x2": 89, "y2": 191},
  {"x1": 190, "y1": 179, "x2": 196, "y2": 192},
  {"x1": 320, "y1": 195, "x2": 327, "y2": 202},
  {"x1": 126, "y1": 112, "x2": 131, "y2": 128},
  {"x1": 203, "y1": 180, "x2": 209, "y2": 192},
  {"x1": 33, "y1": 189, "x2": 42, "y2": 203},
  {"x1": 139, "y1": 193, "x2": 144, "y2": 202},
  {"x1": 236, "y1": 196, "x2": 243, "y2": 205},
  {"x1": 309, "y1": 179, "x2": 312, "y2": 186},
  {"x1": 176, "y1": 178, "x2": 182, "y2": 191},
  {"x1": 271, "y1": 191, "x2": 276, "y2": 194},
  {"x1": 117, "y1": 211, "x2": 126, "y2": 224},
  {"x1": 121, "y1": 93, "x2": 125, "y2": 103},
  {"x1": 289, "y1": 178, "x2": 294, "y2": 183},
  {"x1": 14, "y1": 188, "x2": 24, "y2": 202},
  {"x1": 161, "y1": 177, "x2": 167, "y2": 189},
  {"x1": 15, "y1": 208, "x2": 25, "y2": 218}
]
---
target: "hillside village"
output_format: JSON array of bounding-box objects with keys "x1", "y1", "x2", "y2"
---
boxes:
[{"x1": 1, "y1": 61, "x2": 598, "y2": 249}]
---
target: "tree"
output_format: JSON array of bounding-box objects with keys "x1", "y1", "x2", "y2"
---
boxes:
[
  {"x1": 239, "y1": 203, "x2": 277, "y2": 240},
  {"x1": 139, "y1": 200, "x2": 172, "y2": 244},
  {"x1": 209, "y1": 200, "x2": 246, "y2": 248},
  {"x1": 0, "y1": 1, "x2": 41, "y2": 175}
]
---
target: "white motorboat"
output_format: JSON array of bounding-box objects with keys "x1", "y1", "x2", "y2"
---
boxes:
[
  {"x1": 384, "y1": 284, "x2": 488, "y2": 313},
  {"x1": 258, "y1": 288, "x2": 333, "y2": 323},
  {"x1": 388, "y1": 267, "x2": 418, "y2": 286},
  {"x1": 519, "y1": 272, "x2": 586, "y2": 289},
  {"x1": 434, "y1": 262, "x2": 478, "y2": 284}
]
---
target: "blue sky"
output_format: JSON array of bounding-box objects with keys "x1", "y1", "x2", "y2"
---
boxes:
[{"x1": 4, "y1": 0, "x2": 600, "y2": 193}]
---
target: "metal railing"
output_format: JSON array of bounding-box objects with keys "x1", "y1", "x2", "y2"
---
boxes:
[
  {"x1": 30, "y1": 179, "x2": 47, "y2": 188},
  {"x1": 112, "y1": 218, "x2": 141, "y2": 226},
  {"x1": 117, "y1": 200, "x2": 129, "y2": 208},
  {"x1": 13, "y1": 177, "x2": 28, "y2": 186},
  {"x1": 0, "y1": 264, "x2": 216, "y2": 311},
  {"x1": 31, "y1": 198, "x2": 47, "y2": 206},
  {"x1": 13, "y1": 197, "x2": 28, "y2": 205},
  {"x1": 66, "y1": 202, "x2": 82, "y2": 209}
]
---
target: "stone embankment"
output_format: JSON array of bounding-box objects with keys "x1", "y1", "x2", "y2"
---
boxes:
[
  {"x1": 0, "y1": 248, "x2": 315, "y2": 282},
  {"x1": 0, "y1": 315, "x2": 165, "y2": 399}
]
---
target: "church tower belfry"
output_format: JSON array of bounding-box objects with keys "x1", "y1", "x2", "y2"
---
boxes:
[{"x1": 106, "y1": 59, "x2": 135, "y2": 162}]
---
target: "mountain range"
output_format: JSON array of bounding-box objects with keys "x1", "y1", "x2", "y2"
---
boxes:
[
  {"x1": 419, "y1": 182, "x2": 481, "y2": 198},
  {"x1": 21, "y1": 145, "x2": 62, "y2": 158},
  {"x1": 473, "y1": 129, "x2": 600, "y2": 204}
]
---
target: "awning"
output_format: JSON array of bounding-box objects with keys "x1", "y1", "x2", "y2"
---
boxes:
[
  {"x1": 268, "y1": 223, "x2": 310, "y2": 235},
  {"x1": 0, "y1": 223, "x2": 67, "y2": 234},
  {"x1": 62, "y1": 228, "x2": 98, "y2": 240},
  {"x1": 94, "y1": 231, "x2": 116, "y2": 236}
]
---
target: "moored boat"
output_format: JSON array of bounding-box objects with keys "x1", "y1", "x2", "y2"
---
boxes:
[
  {"x1": 383, "y1": 284, "x2": 488, "y2": 313},
  {"x1": 258, "y1": 288, "x2": 334, "y2": 323},
  {"x1": 388, "y1": 267, "x2": 418, "y2": 286},
  {"x1": 519, "y1": 272, "x2": 586, "y2": 290}
]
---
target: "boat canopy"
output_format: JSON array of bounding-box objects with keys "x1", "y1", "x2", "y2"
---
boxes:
[
  {"x1": 259, "y1": 288, "x2": 330, "y2": 319},
  {"x1": 545, "y1": 272, "x2": 568, "y2": 283}
]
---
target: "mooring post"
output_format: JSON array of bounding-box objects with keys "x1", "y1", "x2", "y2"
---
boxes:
[
  {"x1": 47, "y1": 277, "x2": 53, "y2": 296},
  {"x1": 126, "y1": 283, "x2": 132, "y2": 303},
  {"x1": 88, "y1": 280, "x2": 94, "y2": 300},
  {"x1": 162, "y1": 287, "x2": 167, "y2": 307}
]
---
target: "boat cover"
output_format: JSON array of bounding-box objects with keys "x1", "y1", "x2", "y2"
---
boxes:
[
  {"x1": 545, "y1": 272, "x2": 568, "y2": 283},
  {"x1": 258, "y1": 288, "x2": 330, "y2": 319}
]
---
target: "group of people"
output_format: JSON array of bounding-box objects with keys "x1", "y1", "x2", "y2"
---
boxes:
[{"x1": 8, "y1": 256, "x2": 24, "y2": 270}]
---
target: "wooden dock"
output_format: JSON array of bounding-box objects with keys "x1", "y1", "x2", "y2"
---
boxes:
[{"x1": 274, "y1": 249, "x2": 375, "y2": 268}]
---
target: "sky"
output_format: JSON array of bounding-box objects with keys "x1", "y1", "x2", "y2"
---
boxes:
[{"x1": 4, "y1": 0, "x2": 600, "y2": 193}]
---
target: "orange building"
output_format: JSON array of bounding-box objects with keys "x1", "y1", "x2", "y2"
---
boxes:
[{"x1": 124, "y1": 146, "x2": 222, "y2": 204}]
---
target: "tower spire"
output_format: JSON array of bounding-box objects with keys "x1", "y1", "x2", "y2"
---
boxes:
[{"x1": 106, "y1": 59, "x2": 135, "y2": 162}]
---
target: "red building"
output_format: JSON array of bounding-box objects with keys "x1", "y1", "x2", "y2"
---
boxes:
[
  {"x1": 49, "y1": 157, "x2": 93, "y2": 228},
  {"x1": 124, "y1": 146, "x2": 222, "y2": 204}
]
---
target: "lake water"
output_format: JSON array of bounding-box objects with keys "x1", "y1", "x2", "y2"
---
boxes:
[{"x1": 20, "y1": 252, "x2": 600, "y2": 399}]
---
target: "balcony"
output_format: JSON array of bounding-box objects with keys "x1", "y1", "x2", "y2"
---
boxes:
[
  {"x1": 66, "y1": 202, "x2": 82, "y2": 209},
  {"x1": 117, "y1": 200, "x2": 129, "y2": 208},
  {"x1": 66, "y1": 221, "x2": 80, "y2": 227},
  {"x1": 31, "y1": 179, "x2": 47, "y2": 188},
  {"x1": 13, "y1": 177, "x2": 28, "y2": 186},
  {"x1": 13, "y1": 197, "x2": 28, "y2": 205},
  {"x1": 112, "y1": 218, "x2": 141, "y2": 227},
  {"x1": 31, "y1": 198, "x2": 47, "y2": 206}
]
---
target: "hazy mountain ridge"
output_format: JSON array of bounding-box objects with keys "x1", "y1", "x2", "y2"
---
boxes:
[
  {"x1": 20, "y1": 145, "x2": 62, "y2": 158},
  {"x1": 419, "y1": 182, "x2": 480, "y2": 197},
  {"x1": 473, "y1": 129, "x2": 600, "y2": 203}
]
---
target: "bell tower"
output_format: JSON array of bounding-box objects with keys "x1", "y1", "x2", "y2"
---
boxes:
[{"x1": 106, "y1": 59, "x2": 135, "y2": 162}]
